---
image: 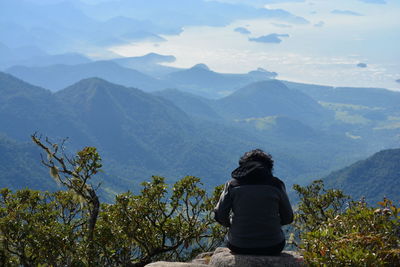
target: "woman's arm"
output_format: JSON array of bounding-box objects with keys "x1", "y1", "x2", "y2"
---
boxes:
[
  {"x1": 214, "y1": 182, "x2": 232, "y2": 227},
  {"x1": 279, "y1": 183, "x2": 294, "y2": 225}
]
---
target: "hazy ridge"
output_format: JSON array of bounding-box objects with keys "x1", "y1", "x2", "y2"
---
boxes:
[{"x1": 1, "y1": 64, "x2": 399, "y2": 201}]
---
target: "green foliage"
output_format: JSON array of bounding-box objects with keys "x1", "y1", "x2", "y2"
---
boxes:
[
  {"x1": 95, "y1": 176, "x2": 225, "y2": 266},
  {"x1": 0, "y1": 189, "x2": 85, "y2": 266},
  {"x1": 0, "y1": 178, "x2": 225, "y2": 266},
  {"x1": 293, "y1": 180, "x2": 350, "y2": 233},
  {"x1": 293, "y1": 180, "x2": 400, "y2": 266},
  {"x1": 32, "y1": 134, "x2": 103, "y2": 265}
]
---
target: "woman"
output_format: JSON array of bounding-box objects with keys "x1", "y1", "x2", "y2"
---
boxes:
[{"x1": 214, "y1": 149, "x2": 293, "y2": 255}]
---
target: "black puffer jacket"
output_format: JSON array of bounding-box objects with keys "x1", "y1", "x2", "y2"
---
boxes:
[{"x1": 214, "y1": 161, "x2": 293, "y2": 248}]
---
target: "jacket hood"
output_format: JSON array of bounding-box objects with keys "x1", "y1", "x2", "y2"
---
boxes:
[{"x1": 231, "y1": 161, "x2": 272, "y2": 182}]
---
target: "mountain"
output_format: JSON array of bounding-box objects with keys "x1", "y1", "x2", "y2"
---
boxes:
[
  {"x1": 153, "y1": 88, "x2": 222, "y2": 121},
  {"x1": 283, "y1": 81, "x2": 400, "y2": 109},
  {"x1": 52, "y1": 78, "x2": 286, "y2": 189},
  {"x1": 81, "y1": 0, "x2": 308, "y2": 29},
  {"x1": 164, "y1": 64, "x2": 277, "y2": 98},
  {"x1": 55, "y1": 78, "x2": 192, "y2": 163},
  {"x1": 0, "y1": 135, "x2": 55, "y2": 191},
  {"x1": 6, "y1": 61, "x2": 170, "y2": 91},
  {"x1": 112, "y1": 53, "x2": 181, "y2": 78},
  {"x1": 0, "y1": 73, "x2": 262, "y2": 193},
  {"x1": 324, "y1": 148, "x2": 400, "y2": 204},
  {"x1": 1, "y1": 0, "x2": 308, "y2": 55},
  {"x1": 0, "y1": 1, "x2": 96, "y2": 51},
  {"x1": 216, "y1": 80, "x2": 334, "y2": 128},
  {"x1": 14, "y1": 53, "x2": 91, "y2": 68},
  {"x1": 0, "y1": 43, "x2": 46, "y2": 69},
  {"x1": 0, "y1": 72, "x2": 394, "y2": 200},
  {"x1": 0, "y1": 1, "x2": 175, "y2": 53},
  {"x1": 0, "y1": 72, "x2": 85, "y2": 142},
  {"x1": 283, "y1": 81, "x2": 400, "y2": 152},
  {"x1": 154, "y1": 81, "x2": 370, "y2": 184}
]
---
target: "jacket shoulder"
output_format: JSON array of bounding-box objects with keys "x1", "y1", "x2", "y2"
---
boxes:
[{"x1": 229, "y1": 176, "x2": 285, "y2": 191}]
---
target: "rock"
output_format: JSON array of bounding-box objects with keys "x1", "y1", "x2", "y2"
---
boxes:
[
  {"x1": 191, "y1": 252, "x2": 214, "y2": 264},
  {"x1": 209, "y1": 247, "x2": 304, "y2": 267},
  {"x1": 145, "y1": 247, "x2": 304, "y2": 266},
  {"x1": 145, "y1": 261, "x2": 208, "y2": 267}
]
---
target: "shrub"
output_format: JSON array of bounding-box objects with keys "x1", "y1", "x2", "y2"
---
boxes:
[
  {"x1": 0, "y1": 189, "x2": 85, "y2": 266},
  {"x1": 293, "y1": 180, "x2": 400, "y2": 266}
]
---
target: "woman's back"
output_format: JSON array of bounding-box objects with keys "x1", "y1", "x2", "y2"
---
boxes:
[{"x1": 214, "y1": 150, "x2": 293, "y2": 255}]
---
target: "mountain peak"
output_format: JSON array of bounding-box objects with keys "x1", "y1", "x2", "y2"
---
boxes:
[
  {"x1": 68, "y1": 76, "x2": 110, "y2": 88},
  {"x1": 191, "y1": 63, "x2": 210, "y2": 71},
  {"x1": 247, "y1": 68, "x2": 278, "y2": 79},
  {"x1": 141, "y1": 53, "x2": 176, "y2": 63},
  {"x1": 55, "y1": 77, "x2": 131, "y2": 103}
]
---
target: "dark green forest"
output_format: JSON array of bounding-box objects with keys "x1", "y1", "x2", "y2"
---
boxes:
[{"x1": 324, "y1": 148, "x2": 400, "y2": 204}]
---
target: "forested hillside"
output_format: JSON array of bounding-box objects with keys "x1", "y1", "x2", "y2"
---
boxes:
[
  {"x1": 0, "y1": 135, "x2": 51, "y2": 191},
  {"x1": 324, "y1": 148, "x2": 400, "y2": 204}
]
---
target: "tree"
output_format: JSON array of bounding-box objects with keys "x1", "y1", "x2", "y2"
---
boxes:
[
  {"x1": 0, "y1": 189, "x2": 84, "y2": 266},
  {"x1": 31, "y1": 133, "x2": 102, "y2": 265},
  {"x1": 293, "y1": 180, "x2": 400, "y2": 266}
]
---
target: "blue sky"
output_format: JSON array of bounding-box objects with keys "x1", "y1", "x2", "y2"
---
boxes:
[{"x1": 110, "y1": 0, "x2": 400, "y2": 90}]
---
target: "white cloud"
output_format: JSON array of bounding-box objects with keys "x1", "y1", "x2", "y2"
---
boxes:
[{"x1": 331, "y1": 9, "x2": 363, "y2": 16}]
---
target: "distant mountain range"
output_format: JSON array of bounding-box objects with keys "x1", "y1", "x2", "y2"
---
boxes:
[
  {"x1": 163, "y1": 64, "x2": 277, "y2": 98},
  {"x1": 5, "y1": 60, "x2": 277, "y2": 98},
  {"x1": 0, "y1": 69, "x2": 398, "y2": 200},
  {"x1": 284, "y1": 81, "x2": 400, "y2": 110},
  {"x1": 324, "y1": 148, "x2": 400, "y2": 204},
  {"x1": 0, "y1": 42, "x2": 91, "y2": 69},
  {"x1": 6, "y1": 61, "x2": 171, "y2": 92},
  {"x1": 0, "y1": 0, "x2": 308, "y2": 55},
  {"x1": 112, "y1": 53, "x2": 181, "y2": 78},
  {"x1": 0, "y1": 73, "x2": 261, "y2": 196},
  {"x1": 1, "y1": 0, "x2": 398, "y2": 205}
]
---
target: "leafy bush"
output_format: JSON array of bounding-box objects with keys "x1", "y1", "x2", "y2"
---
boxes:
[
  {"x1": 95, "y1": 176, "x2": 225, "y2": 266},
  {"x1": 0, "y1": 189, "x2": 85, "y2": 266},
  {"x1": 0, "y1": 136, "x2": 226, "y2": 266},
  {"x1": 293, "y1": 180, "x2": 400, "y2": 266}
]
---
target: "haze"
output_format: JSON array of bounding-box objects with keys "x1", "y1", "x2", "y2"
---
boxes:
[{"x1": 1, "y1": 0, "x2": 399, "y2": 90}]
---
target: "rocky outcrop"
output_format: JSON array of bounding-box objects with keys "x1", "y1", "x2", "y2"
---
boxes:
[
  {"x1": 145, "y1": 247, "x2": 304, "y2": 267},
  {"x1": 209, "y1": 247, "x2": 304, "y2": 267}
]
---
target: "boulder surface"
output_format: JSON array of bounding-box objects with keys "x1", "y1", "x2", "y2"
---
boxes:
[
  {"x1": 209, "y1": 247, "x2": 304, "y2": 267},
  {"x1": 145, "y1": 247, "x2": 304, "y2": 267}
]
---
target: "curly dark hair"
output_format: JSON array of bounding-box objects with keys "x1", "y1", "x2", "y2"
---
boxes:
[{"x1": 239, "y1": 149, "x2": 274, "y2": 171}]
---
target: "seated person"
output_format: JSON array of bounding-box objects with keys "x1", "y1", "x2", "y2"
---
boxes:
[{"x1": 214, "y1": 149, "x2": 293, "y2": 255}]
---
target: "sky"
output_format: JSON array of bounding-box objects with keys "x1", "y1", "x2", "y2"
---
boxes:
[{"x1": 110, "y1": 0, "x2": 400, "y2": 90}]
